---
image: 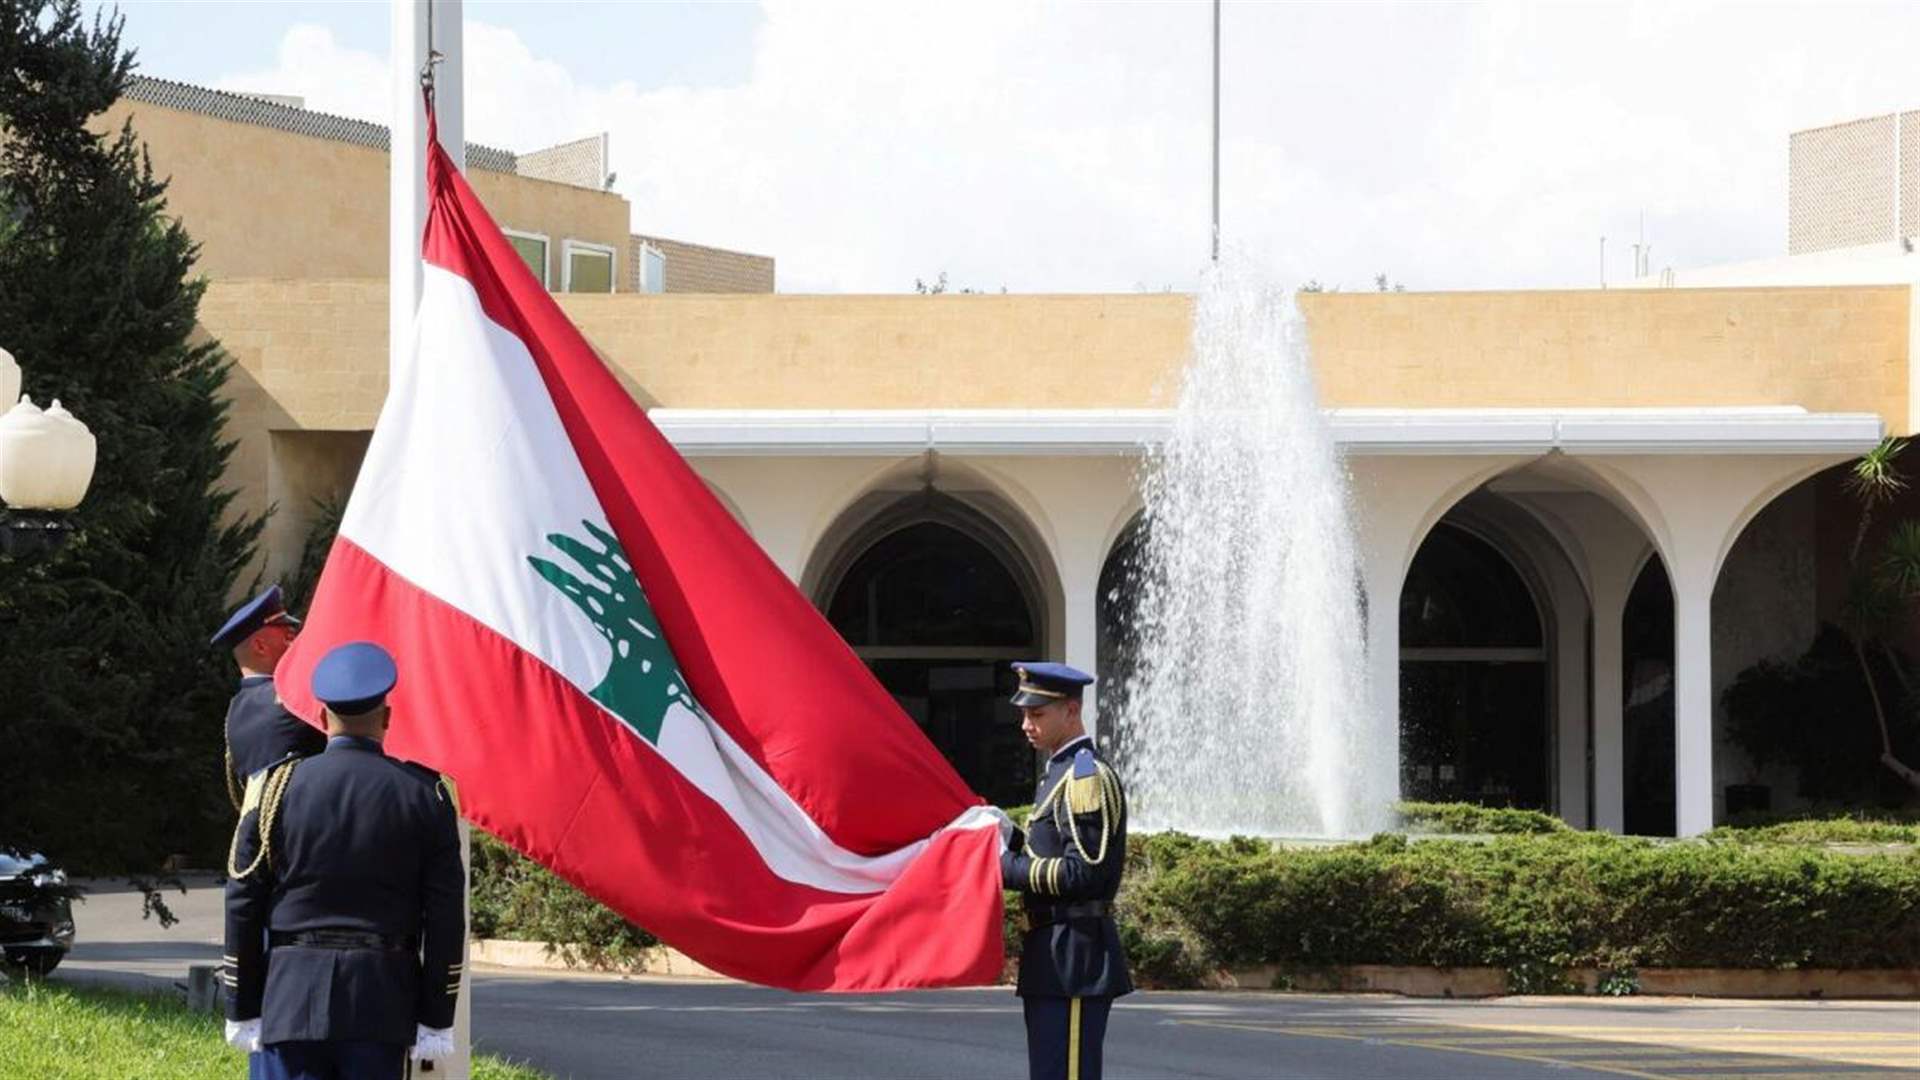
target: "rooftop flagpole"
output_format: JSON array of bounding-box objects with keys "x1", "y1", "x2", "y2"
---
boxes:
[{"x1": 1211, "y1": 0, "x2": 1220, "y2": 263}]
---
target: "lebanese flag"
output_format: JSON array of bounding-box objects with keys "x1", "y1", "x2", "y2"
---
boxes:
[{"x1": 274, "y1": 111, "x2": 1009, "y2": 991}]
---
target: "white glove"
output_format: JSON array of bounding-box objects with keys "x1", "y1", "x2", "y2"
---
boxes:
[
  {"x1": 410, "y1": 1024, "x2": 456, "y2": 1062},
  {"x1": 224, "y1": 1018, "x2": 262, "y2": 1053}
]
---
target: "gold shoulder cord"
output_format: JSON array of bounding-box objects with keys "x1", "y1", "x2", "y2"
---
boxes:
[
  {"x1": 1055, "y1": 763, "x2": 1118, "y2": 866},
  {"x1": 227, "y1": 759, "x2": 299, "y2": 880},
  {"x1": 223, "y1": 716, "x2": 242, "y2": 813}
]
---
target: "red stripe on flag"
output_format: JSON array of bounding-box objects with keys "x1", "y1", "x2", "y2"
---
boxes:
[{"x1": 278, "y1": 537, "x2": 1006, "y2": 991}]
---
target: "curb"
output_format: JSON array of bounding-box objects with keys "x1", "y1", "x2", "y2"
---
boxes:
[
  {"x1": 474, "y1": 941, "x2": 1920, "y2": 1000},
  {"x1": 1216, "y1": 964, "x2": 1920, "y2": 999},
  {"x1": 472, "y1": 938, "x2": 724, "y2": 979}
]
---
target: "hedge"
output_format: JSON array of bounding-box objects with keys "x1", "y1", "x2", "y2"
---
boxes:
[
  {"x1": 470, "y1": 810, "x2": 1920, "y2": 991},
  {"x1": 1111, "y1": 831, "x2": 1920, "y2": 989}
]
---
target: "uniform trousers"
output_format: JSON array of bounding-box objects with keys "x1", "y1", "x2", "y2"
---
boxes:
[
  {"x1": 258, "y1": 1040, "x2": 407, "y2": 1080},
  {"x1": 1022, "y1": 995, "x2": 1113, "y2": 1080}
]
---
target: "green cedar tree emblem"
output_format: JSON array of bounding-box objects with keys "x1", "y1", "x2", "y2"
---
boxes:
[{"x1": 528, "y1": 520, "x2": 696, "y2": 743}]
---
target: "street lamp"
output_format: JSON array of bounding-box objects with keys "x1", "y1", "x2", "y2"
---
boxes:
[{"x1": 0, "y1": 347, "x2": 97, "y2": 556}]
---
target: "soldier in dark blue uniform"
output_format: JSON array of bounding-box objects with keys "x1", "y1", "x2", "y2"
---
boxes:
[
  {"x1": 223, "y1": 642, "x2": 466, "y2": 1080},
  {"x1": 211, "y1": 585, "x2": 326, "y2": 811},
  {"x1": 999, "y1": 662, "x2": 1131, "y2": 1080}
]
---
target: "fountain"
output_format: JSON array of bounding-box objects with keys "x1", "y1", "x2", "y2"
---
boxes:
[{"x1": 1112, "y1": 262, "x2": 1395, "y2": 838}]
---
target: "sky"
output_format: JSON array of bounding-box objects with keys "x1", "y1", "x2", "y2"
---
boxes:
[{"x1": 92, "y1": 0, "x2": 1920, "y2": 294}]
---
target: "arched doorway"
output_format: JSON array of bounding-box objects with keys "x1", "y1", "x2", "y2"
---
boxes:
[
  {"x1": 820, "y1": 499, "x2": 1044, "y2": 806},
  {"x1": 1399, "y1": 522, "x2": 1552, "y2": 809},
  {"x1": 1094, "y1": 515, "x2": 1145, "y2": 763}
]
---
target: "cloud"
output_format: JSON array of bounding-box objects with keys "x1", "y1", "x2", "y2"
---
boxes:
[{"x1": 211, "y1": 1, "x2": 1920, "y2": 294}]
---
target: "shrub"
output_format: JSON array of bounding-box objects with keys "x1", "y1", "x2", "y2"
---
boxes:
[
  {"x1": 1396, "y1": 801, "x2": 1569, "y2": 835},
  {"x1": 469, "y1": 830, "x2": 659, "y2": 970},
  {"x1": 1707, "y1": 812, "x2": 1920, "y2": 846}
]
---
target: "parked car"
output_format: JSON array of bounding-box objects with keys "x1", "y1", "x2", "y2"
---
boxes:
[{"x1": 0, "y1": 845, "x2": 76, "y2": 975}]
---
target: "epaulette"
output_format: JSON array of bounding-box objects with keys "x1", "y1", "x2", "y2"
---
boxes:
[
  {"x1": 1067, "y1": 748, "x2": 1103, "y2": 815},
  {"x1": 240, "y1": 752, "x2": 301, "y2": 815},
  {"x1": 399, "y1": 759, "x2": 461, "y2": 813}
]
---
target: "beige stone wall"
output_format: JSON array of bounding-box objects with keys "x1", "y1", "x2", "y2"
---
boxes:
[
  {"x1": 98, "y1": 100, "x2": 632, "y2": 285},
  {"x1": 630, "y1": 235, "x2": 776, "y2": 294},
  {"x1": 199, "y1": 283, "x2": 1912, "y2": 427},
  {"x1": 555, "y1": 293, "x2": 1188, "y2": 406},
  {"x1": 198, "y1": 279, "x2": 386, "y2": 559},
  {"x1": 1300, "y1": 286, "x2": 1910, "y2": 426}
]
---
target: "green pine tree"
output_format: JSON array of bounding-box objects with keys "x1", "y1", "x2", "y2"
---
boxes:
[{"x1": 0, "y1": 0, "x2": 263, "y2": 871}]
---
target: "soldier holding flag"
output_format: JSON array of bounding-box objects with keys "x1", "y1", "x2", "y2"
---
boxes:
[{"x1": 999, "y1": 662, "x2": 1133, "y2": 1080}]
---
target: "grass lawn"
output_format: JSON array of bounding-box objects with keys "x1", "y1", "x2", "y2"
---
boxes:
[{"x1": 0, "y1": 977, "x2": 551, "y2": 1079}]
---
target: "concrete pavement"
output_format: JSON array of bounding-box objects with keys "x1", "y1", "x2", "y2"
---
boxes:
[{"x1": 49, "y1": 877, "x2": 1920, "y2": 1079}]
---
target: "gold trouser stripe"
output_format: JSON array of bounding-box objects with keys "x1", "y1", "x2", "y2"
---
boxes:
[{"x1": 1067, "y1": 997, "x2": 1082, "y2": 1080}]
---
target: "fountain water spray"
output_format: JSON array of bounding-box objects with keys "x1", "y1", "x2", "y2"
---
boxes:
[{"x1": 1114, "y1": 263, "x2": 1394, "y2": 838}]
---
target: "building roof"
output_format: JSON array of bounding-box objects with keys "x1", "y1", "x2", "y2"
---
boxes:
[{"x1": 124, "y1": 75, "x2": 519, "y2": 174}]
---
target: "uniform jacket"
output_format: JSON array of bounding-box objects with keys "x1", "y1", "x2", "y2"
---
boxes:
[
  {"x1": 999, "y1": 735, "x2": 1133, "y2": 999},
  {"x1": 225, "y1": 675, "x2": 326, "y2": 783},
  {"x1": 225, "y1": 735, "x2": 464, "y2": 1046}
]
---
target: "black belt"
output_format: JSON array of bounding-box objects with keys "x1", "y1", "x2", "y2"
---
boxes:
[
  {"x1": 270, "y1": 929, "x2": 415, "y2": 952},
  {"x1": 1026, "y1": 900, "x2": 1111, "y2": 925}
]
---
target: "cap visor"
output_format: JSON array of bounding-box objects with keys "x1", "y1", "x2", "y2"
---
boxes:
[{"x1": 1009, "y1": 690, "x2": 1055, "y2": 708}]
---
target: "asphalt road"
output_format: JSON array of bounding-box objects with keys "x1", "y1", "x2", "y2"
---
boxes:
[{"x1": 50, "y1": 877, "x2": 1920, "y2": 1080}]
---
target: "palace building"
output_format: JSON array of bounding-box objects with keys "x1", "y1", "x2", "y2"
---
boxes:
[{"x1": 120, "y1": 79, "x2": 1913, "y2": 832}]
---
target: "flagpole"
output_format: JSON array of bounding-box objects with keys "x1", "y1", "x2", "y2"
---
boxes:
[
  {"x1": 391, "y1": 6, "x2": 467, "y2": 1077},
  {"x1": 391, "y1": 0, "x2": 465, "y2": 384}
]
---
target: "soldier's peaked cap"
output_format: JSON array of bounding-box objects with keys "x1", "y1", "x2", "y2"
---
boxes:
[
  {"x1": 312, "y1": 641, "x2": 398, "y2": 716},
  {"x1": 1010, "y1": 661, "x2": 1094, "y2": 707},
  {"x1": 210, "y1": 584, "x2": 300, "y2": 649}
]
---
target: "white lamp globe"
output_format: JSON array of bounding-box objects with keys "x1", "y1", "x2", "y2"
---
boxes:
[
  {"x1": 0, "y1": 348, "x2": 17, "y2": 413},
  {"x1": 0, "y1": 397, "x2": 97, "y2": 511}
]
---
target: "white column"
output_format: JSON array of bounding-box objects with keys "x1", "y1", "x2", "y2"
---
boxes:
[
  {"x1": 1360, "y1": 555, "x2": 1402, "y2": 754},
  {"x1": 1061, "y1": 564, "x2": 1101, "y2": 737},
  {"x1": 1672, "y1": 566, "x2": 1716, "y2": 837},
  {"x1": 1590, "y1": 589, "x2": 1627, "y2": 832},
  {"x1": 394, "y1": 4, "x2": 468, "y2": 1076},
  {"x1": 1550, "y1": 566, "x2": 1590, "y2": 829}
]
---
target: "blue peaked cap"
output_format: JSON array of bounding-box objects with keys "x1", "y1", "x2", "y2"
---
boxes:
[
  {"x1": 210, "y1": 584, "x2": 300, "y2": 649},
  {"x1": 312, "y1": 641, "x2": 398, "y2": 715},
  {"x1": 1010, "y1": 661, "x2": 1094, "y2": 707}
]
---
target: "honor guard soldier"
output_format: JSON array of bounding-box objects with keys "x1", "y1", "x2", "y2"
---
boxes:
[
  {"x1": 999, "y1": 662, "x2": 1132, "y2": 1080},
  {"x1": 224, "y1": 642, "x2": 465, "y2": 1079},
  {"x1": 211, "y1": 584, "x2": 325, "y2": 810}
]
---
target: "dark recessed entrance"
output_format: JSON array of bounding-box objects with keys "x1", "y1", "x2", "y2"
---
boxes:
[
  {"x1": 824, "y1": 514, "x2": 1042, "y2": 806},
  {"x1": 1399, "y1": 523, "x2": 1552, "y2": 810},
  {"x1": 1622, "y1": 556, "x2": 1676, "y2": 837}
]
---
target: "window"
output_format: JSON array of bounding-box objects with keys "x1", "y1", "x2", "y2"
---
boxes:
[
  {"x1": 638, "y1": 242, "x2": 666, "y2": 294},
  {"x1": 503, "y1": 229, "x2": 549, "y2": 288},
  {"x1": 562, "y1": 240, "x2": 616, "y2": 293}
]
